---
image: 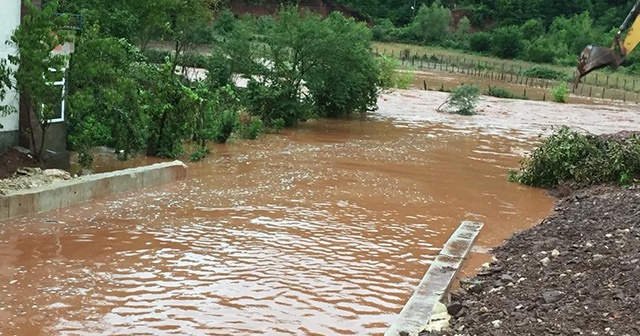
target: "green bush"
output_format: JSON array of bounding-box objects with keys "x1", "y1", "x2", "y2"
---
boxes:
[
  {"x1": 409, "y1": 0, "x2": 452, "y2": 45},
  {"x1": 523, "y1": 37, "x2": 567, "y2": 64},
  {"x1": 377, "y1": 55, "x2": 414, "y2": 90},
  {"x1": 522, "y1": 66, "x2": 570, "y2": 81},
  {"x1": 508, "y1": 126, "x2": 640, "y2": 188},
  {"x1": 487, "y1": 86, "x2": 525, "y2": 99},
  {"x1": 549, "y1": 82, "x2": 570, "y2": 103},
  {"x1": 468, "y1": 32, "x2": 492, "y2": 53},
  {"x1": 441, "y1": 84, "x2": 480, "y2": 115},
  {"x1": 143, "y1": 48, "x2": 171, "y2": 64},
  {"x1": 490, "y1": 25, "x2": 524, "y2": 59},
  {"x1": 213, "y1": 109, "x2": 238, "y2": 144},
  {"x1": 190, "y1": 146, "x2": 210, "y2": 162}
]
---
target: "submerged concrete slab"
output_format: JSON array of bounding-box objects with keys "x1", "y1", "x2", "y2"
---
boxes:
[
  {"x1": 0, "y1": 160, "x2": 188, "y2": 222},
  {"x1": 385, "y1": 221, "x2": 484, "y2": 336}
]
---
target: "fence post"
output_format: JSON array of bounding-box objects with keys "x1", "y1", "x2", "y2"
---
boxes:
[
  {"x1": 606, "y1": 75, "x2": 610, "y2": 86},
  {"x1": 602, "y1": 87, "x2": 606, "y2": 99},
  {"x1": 543, "y1": 92, "x2": 546, "y2": 101},
  {"x1": 524, "y1": 88, "x2": 527, "y2": 97},
  {"x1": 589, "y1": 87, "x2": 593, "y2": 97},
  {"x1": 423, "y1": 80, "x2": 427, "y2": 90},
  {"x1": 595, "y1": 74, "x2": 598, "y2": 85}
]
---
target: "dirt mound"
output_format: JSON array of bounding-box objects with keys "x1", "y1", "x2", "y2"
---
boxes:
[
  {"x1": 0, "y1": 147, "x2": 39, "y2": 179},
  {"x1": 432, "y1": 185, "x2": 640, "y2": 335},
  {"x1": 0, "y1": 167, "x2": 72, "y2": 195}
]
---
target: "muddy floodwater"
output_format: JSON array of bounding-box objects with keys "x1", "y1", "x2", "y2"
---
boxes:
[{"x1": 9, "y1": 90, "x2": 624, "y2": 335}]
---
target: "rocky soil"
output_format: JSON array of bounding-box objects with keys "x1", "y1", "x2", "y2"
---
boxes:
[
  {"x1": 0, "y1": 147, "x2": 78, "y2": 195},
  {"x1": 426, "y1": 185, "x2": 640, "y2": 336}
]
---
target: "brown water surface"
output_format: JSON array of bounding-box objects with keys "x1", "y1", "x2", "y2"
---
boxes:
[{"x1": 0, "y1": 118, "x2": 553, "y2": 335}]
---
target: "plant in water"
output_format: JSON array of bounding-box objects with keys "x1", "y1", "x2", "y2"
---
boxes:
[
  {"x1": 438, "y1": 84, "x2": 480, "y2": 115},
  {"x1": 190, "y1": 146, "x2": 210, "y2": 162},
  {"x1": 549, "y1": 82, "x2": 570, "y2": 103},
  {"x1": 508, "y1": 126, "x2": 640, "y2": 188},
  {"x1": 487, "y1": 86, "x2": 525, "y2": 99}
]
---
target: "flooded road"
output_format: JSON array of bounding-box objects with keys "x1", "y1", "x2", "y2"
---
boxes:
[{"x1": 0, "y1": 115, "x2": 555, "y2": 335}]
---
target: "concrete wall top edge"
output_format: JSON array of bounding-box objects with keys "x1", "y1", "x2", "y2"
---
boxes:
[{"x1": 1, "y1": 160, "x2": 188, "y2": 197}]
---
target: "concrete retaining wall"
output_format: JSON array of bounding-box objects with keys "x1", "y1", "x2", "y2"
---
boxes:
[
  {"x1": 0, "y1": 160, "x2": 188, "y2": 222},
  {"x1": 385, "y1": 221, "x2": 484, "y2": 336}
]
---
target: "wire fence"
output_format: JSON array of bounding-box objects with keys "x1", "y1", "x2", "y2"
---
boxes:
[{"x1": 375, "y1": 48, "x2": 640, "y2": 103}]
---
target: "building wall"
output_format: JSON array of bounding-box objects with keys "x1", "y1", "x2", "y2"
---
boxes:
[{"x1": 0, "y1": 0, "x2": 22, "y2": 151}]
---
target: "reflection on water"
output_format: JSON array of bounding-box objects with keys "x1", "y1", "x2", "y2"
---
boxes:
[{"x1": 0, "y1": 118, "x2": 553, "y2": 335}]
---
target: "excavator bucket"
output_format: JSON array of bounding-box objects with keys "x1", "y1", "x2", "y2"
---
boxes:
[{"x1": 574, "y1": 45, "x2": 617, "y2": 88}]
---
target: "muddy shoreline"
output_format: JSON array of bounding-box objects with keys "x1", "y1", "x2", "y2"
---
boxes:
[{"x1": 424, "y1": 184, "x2": 640, "y2": 335}]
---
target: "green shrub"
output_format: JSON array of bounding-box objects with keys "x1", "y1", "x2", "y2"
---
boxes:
[
  {"x1": 236, "y1": 111, "x2": 264, "y2": 140},
  {"x1": 490, "y1": 25, "x2": 524, "y2": 59},
  {"x1": 377, "y1": 55, "x2": 414, "y2": 90},
  {"x1": 468, "y1": 32, "x2": 492, "y2": 53},
  {"x1": 440, "y1": 84, "x2": 480, "y2": 115},
  {"x1": 409, "y1": 0, "x2": 452, "y2": 45},
  {"x1": 508, "y1": 126, "x2": 640, "y2": 188},
  {"x1": 143, "y1": 49, "x2": 171, "y2": 64},
  {"x1": 213, "y1": 109, "x2": 238, "y2": 143},
  {"x1": 521, "y1": 66, "x2": 570, "y2": 81},
  {"x1": 180, "y1": 52, "x2": 209, "y2": 68},
  {"x1": 190, "y1": 146, "x2": 210, "y2": 162},
  {"x1": 487, "y1": 86, "x2": 525, "y2": 99},
  {"x1": 549, "y1": 82, "x2": 570, "y2": 103},
  {"x1": 523, "y1": 37, "x2": 568, "y2": 64}
]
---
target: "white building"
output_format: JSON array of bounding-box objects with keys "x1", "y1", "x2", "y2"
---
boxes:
[{"x1": 0, "y1": 0, "x2": 22, "y2": 151}]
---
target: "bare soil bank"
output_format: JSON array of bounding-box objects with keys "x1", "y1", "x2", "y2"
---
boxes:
[{"x1": 423, "y1": 184, "x2": 640, "y2": 336}]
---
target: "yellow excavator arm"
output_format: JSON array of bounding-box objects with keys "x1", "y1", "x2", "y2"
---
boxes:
[
  {"x1": 622, "y1": 10, "x2": 640, "y2": 55},
  {"x1": 575, "y1": 0, "x2": 640, "y2": 87}
]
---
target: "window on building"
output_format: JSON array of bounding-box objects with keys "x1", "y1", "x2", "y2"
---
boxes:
[{"x1": 45, "y1": 67, "x2": 66, "y2": 123}]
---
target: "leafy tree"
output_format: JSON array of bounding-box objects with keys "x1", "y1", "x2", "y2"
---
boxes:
[
  {"x1": 67, "y1": 27, "x2": 149, "y2": 167},
  {"x1": 491, "y1": 25, "x2": 525, "y2": 59},
  {"x1": 522, "y1": 36, "x2": 568, "y2": 63},
  {"x1": 0, "y1": 0, "x2": 73, "y2": 164},
  {"x1": 547, "y1": 11, "x2": 608, "y2": 55},
  {"x1": 468, "y1": 32, "x2": 492, "y2": 53},
  {"x1": 225, "y1": 8, "x2": 379, "y2": 125},
  {"x1": 136, "y1": 62, "x2": 198, "y2": 158},
  {"x1": 521, "y1": 18, "x2": 545, "y2": 40},
  {"x1": 304, "y1": 12, "x2": 380, "y2": 118},
  {"x1": 455, "y1": 16, "x2": 471, "y2": 42},
  {"x1": 409, "y1": 1, "x2": 452, "y2": 45},
  {"x1": 437, "y1": 84, "x2": 481, "y2": 115}
]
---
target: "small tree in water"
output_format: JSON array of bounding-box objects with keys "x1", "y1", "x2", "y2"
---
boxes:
[{"x1": 438, "y1": 84, "x2": 481, "y2": 115}]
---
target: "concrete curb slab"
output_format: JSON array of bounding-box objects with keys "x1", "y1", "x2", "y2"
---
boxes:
[
  {"x1": 385, "y1": 220, "x2": 484, "y2": 336},
  {"x1": 0, "y1": 160, "x2": 188, "y2": 222}
]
